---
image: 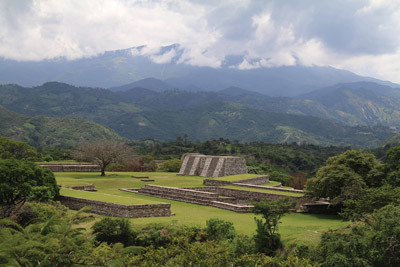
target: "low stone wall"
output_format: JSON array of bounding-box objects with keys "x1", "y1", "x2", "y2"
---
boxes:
[
  {"x1": 188, "y1": 186, "x2": 301, "y2": 201},
  {"x1": 58, "y1": 195, "x2": 171, "y2": 218},
  {"x1": 40, "y1": 164, "x2": 100, "y2": 172},
  {"x1": 232, "y1": 183, "x2": 304, "y2": 193},
  {"x1": 203, "y1": 179, "x2": 232, "y2": 186},
  {"x1": 210, "y1": 201, "x2": 253, "y2": 213},
  {"x1": 235, "y1": 176, "x2": 270, "y2": 185},
  {"x1": 71, "y1": 184, "x2": 97, "y2": 192},
  {"x1": 214, "y1": 187, "x2": 302, "y2": 201},
  {"x1": 203, "y1": 176, "x2": 270, "y2": 187}
]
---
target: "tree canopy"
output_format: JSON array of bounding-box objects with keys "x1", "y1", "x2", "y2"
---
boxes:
[
  {"x1": 0, "y1": 159, "x2": 59, "y2": 218},
  {"x1": 0, "y1": 136, "x2": 38, "y2": 160},
  {"x1": 305, "y1": 150, "x2": 386, "y2": 204}
]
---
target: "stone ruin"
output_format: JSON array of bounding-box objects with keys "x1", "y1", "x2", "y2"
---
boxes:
[{"x1": 178, "y1": 153, "x2": 247, "y2": 178}]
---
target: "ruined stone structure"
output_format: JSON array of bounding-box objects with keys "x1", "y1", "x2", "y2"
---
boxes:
[
  {"x1": 126, "y1": 179, "x2": 303, "y2": 213},
  {"x1": 59, "y1": 195, "x2": 172, "y2": 218},
  {"x1": 178, "y1": 153, "x2": 247, "y2": 178},
  {"x1": 40, "y1": 164, "x2": 100, "y2": 172},
  {"x1": 71, "y1": 184, "x2": 97, "y2": 192}
]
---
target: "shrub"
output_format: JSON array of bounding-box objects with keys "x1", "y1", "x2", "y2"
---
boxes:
[
  {"x1": 157, "y1": 159, "x2": 182, "y2": 172},
  {"x1": 92, "y1": 217, "x2": 136, "y2": 247},
  {"x1": 269, "y1": 171, "x2": 292, "y2": 186},
  {"x1": 205, "y1": 218, "x2": 236, "y2": 241}
]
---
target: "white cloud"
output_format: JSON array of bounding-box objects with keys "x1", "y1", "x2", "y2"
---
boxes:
[{"x1": 1, "y1": 0, "x2": 400, "y2": 83}]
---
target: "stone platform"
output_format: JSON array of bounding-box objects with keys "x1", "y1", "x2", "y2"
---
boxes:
[{"x1": 178, "y1": 153, "x2": 247, "y2": 178}]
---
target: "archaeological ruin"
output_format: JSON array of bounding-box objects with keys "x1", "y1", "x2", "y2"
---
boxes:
[{"x1": 178, "y1": 153, "x2": 248, "y2": 178}]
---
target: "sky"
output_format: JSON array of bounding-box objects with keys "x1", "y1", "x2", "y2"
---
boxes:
[{"x1": 1, "y1": 0, "x2": 400, "y2": 83}]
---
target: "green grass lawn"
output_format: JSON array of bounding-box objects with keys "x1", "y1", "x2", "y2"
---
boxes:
[{"x1": 55, "y1": 171, "x2": 347, "y2": 245}]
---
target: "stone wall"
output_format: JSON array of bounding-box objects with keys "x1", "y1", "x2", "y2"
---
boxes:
[
  {"x1": 71, "y1": 184, "x2": 97, "y2": 192},
  {"x1": 132, "y1": 185, "x2": 255, "y2": 213},
  {"x1": 59, "y1": 195, "x2": 171, "y2": 218},
  {"x1": 40, "y1": 164, "x2": 100, "y2": 172},
  {"x1": 232, "y1": 183, "x2": 304, "y2": 193},
  {"x1": 203, "y1": 176, "x2": 269, "y2": 186},
  {"x1": 178, "y1": 153, "x2": 247, "y2": 178},
  {"x1": 203, "y1": 179, "x2": 232, "y2": 186},
  {"x1": 187, "y1": 186, "x2": 302, "y2": 201},
  {"x1": 235, "y1": 176, "x2": 270, "y2": 185}
]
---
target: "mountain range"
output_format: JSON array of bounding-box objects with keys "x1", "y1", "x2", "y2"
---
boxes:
[
  {"x1": 0, "y1": 44, "x2": 397, "y2": 97},
  {"x1": 0, "y1": 81, "x2": 398, "y2": 148}
]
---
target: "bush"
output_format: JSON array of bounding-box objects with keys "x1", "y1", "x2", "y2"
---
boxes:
[
  {"x1": 269, "y1": 171, "x2": 292, "y2": 186},
  {"x1": 92, "y1": 217, "x2": 136, "y2": 247},
  {"x1": 43, "y1": 155, "x2": 53, "y2": 162},
  {"x1": 157, "y1": 159, "x2": 182, "y2": 172},
  {"x1": 205, "y1": 218, "x2": 236, "y2": 241}
]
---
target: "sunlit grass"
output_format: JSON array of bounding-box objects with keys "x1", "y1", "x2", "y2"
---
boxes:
[{"x1": 55, "y1": 171, "x2": 347, "y2": 245}]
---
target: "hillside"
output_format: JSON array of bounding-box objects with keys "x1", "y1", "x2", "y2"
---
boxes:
[
  {"x1": 105, "y1": 102, "x2": 393, "y2": 147},
  {"x1": 300, "y1": 82, "x2": 400, "y2": 126},
  {"x1": 0, "y1": 106, "x2": 125, "y2": 147},
  {"x1": 0, "y1": 45, "x2": 397, "y2": 96},
  {"x1": 0, "y1": 82, "x2": 396, "y2": 147}
]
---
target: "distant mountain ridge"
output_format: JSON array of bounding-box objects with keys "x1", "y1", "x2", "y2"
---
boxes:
[
  {"x1": 0, "y1": 44, "x2": 398, "y2": 96},
  {"x1": 0, "y1": 105, "x2": 125, "y2": 147},
  {"x1": 0, "y1": 82, "x2": 396, "y2": 147}
]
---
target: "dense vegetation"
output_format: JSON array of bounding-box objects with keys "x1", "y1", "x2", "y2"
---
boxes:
[
  {"x1": 0, "y1": 106, "x2": 125, "y2": 147},
  {"x1": 132, "y1": 138, "x2": 349, "y2": 176},
  {"x1": 0, "y1": 82, "x2": 396, "y2": 147}
]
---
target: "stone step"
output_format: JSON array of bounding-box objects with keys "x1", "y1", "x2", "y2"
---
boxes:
[
  {"x1": 136, "y1": 190, "x2": 212, "y2": 206},
  {"x1": 138, "y1": 188, "x2": 217, "y2": 202}
]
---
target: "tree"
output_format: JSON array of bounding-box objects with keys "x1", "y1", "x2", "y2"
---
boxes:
[
  {"x1": 314, "y1": 204, "x2": 400, "y2": 267},
  {"x1": 0, "y1": 159, "x2": 59, "y2": 218},
  {"x1": 0, "y1": 136, "x2": 38, "y2": 160},
  {"x1": 74, "y1": 141, "x2": 132, "y2": 176},
  {"x1": 252, "y1": 198, "x2": 295, "y2": 255},
  {"x1": 305, "y1": 150, "x2": 385, "y2": 205}
]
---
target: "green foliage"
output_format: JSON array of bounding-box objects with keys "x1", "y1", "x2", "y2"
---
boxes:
[
  {"x1": 205, "y1": 218, "x2": 236, "y2": 241},
  {"x1": 341, "y1": 185, "x2": 400, "y2": 220},
  {"x1": 252, "y1": 198, "x2": 296, "y2": 255},
  {"x1": 0, "y1": 159, "x2": 59, "y2": 218},
  {"x1": 269, "y1": 171, "x2": 292, "y2": 186},
  {"x1": 134, "y1": 138, "x2": 349, "y2": 175},
  {"x1": 305, "y1": 150, "x2": 386, "y2": 204},
  {"x1": 0, "y1": 106, "x2": 125, "y2": 147},
  {"x1": 157, "y1": 158, "x2": 182, "y2": 172},
  {"x1": 0, "y1": 83, "x2": 395, "y2": 148},
  {"x1": 92, "y1": 217, "x2": 136, "y2": 246},
  {"x1": 314, "y1": 204, "x2": 400, "y2": 267},
  {"x1": 12, "y1": 202, "x2": 67, "y2": 227},
  {"x1": 0, "y1": 136, "x2": 38, "y2": 160}
]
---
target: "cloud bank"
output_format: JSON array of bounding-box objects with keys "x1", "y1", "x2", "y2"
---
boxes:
[{"x1": 1, "y1": 0, "x2": 400, "y2": 82}]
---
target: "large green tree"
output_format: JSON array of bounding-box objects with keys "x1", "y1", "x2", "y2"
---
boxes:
[
  {"x1": 305, "y1": 150, "x2": 386, "y2": 204},
  {"x1": 0, "y1": 136, "x2": 38, "y2": 160},
  {"x1": 0, "y1": 159, "x2": 59, "y2": 218}
]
